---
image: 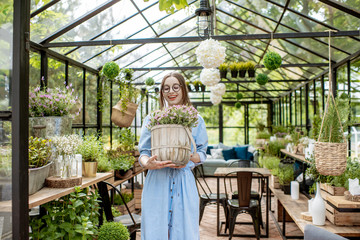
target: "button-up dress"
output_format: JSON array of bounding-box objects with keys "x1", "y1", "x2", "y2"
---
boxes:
[{"x1": 138, "y1": 115, "x2": 208, "y2": 240}]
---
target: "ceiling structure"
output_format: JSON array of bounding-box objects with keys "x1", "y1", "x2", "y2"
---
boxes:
[{"x1": 29, "y1": 0, "x2": 360, "y2": 101}]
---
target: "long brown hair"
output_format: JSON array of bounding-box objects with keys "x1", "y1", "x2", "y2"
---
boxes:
[{"x1": 159, "y1": 72, "x2": 191, "y2": 109}]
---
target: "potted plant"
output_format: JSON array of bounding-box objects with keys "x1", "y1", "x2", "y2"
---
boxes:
[
  {"x1": 200, "y1": 81, "x2": 206, "y2": 92},
  {"x1": 256, "y1": 73, "x2": 269, "y2": 85},
  {"x1": 108, "y1": 152, "x2": 135, "y2": 180},
  {"x1": 28, "y1": 136, "x2": 53, "y2": 194},
  {"x1": 145, "y1": 77, "x2": 155, "y2": 86},
  {"x1": 246, "y1": 61, "x2": 256, "y2": 77},
  {"x1": 278, "y1": 165, "x2": 294, "y2": 194},
  {"x1": 266, "y1": 139, "x2": 286, "y2": 157},
  {"x1": 238, "y1": 61, "x2": 247, "y2": 78},
  {"x1": 113, "y1": 192, "x2": 135, "y2": 214},
  {"x1": 98, "y1": 222, "x2": 130, "y2": 240},
  {"x1": 185, "y1": 80, "x2": 191, "y2": 92},
  {"x1": 219, "y1": 63, "x2": 228, "y2": 79},
  {"x1": 229, "y1": 62, "x2": 238, "y2": 78},
  {"x1": 114, "y1": 127, "x2": 136, "y2": 155},
  {"x1": 28, "y1": 84, "x2": 81, "y2": 138},
  {"x1": 77, "y1": 135, "x2": 103, "y2": 177},
  {"x1": 263, "y1": 51, "x2": 282, "y2": 70},
  {"x1": 193, "y1": 80, "x2": 201, "y2": 92}
]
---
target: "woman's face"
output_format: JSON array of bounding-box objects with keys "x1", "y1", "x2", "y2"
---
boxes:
[{"x1": 162, "y1": 76, "x2": 183, "y2": 106}]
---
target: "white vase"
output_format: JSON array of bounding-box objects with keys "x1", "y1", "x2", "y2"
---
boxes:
[{"x1": 312, "y1": 182, "x2": 326, "y2": 225}]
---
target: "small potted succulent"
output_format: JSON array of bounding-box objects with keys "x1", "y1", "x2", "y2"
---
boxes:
[
  {"x1": 193, "y1": 80, "x2": 202, "y2": 92},
  {"x1": 238, "y1": 61, "x2": 247, "y2": 78},
  {"x1": 98, "y1": 222, "x2": 130, "y2": 240},
  {"x1": 256, "y1": 73, "x2": 269, "y2": 85},
  {"x1": 218, "y1": 63, "x2": 228, "y2": 79},
  {"x1": 246, "y1": 61, "x2": 256, "y2": 78},
  {"x1": 229, "y1": 62, "x2": 238, "y2": 78},
  {"x1": 77, "y1": 135, "x2": 103, "y2": 177},
  {"x1": 263, "y1": 51, "x2": 282, "y2": 70}
]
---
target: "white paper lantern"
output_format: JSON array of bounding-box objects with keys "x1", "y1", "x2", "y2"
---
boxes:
[
  {"x1": 200, "y1": 68, "x2": 220, "y2": 87},
  {"x1": 211, "y1": 83, "x2": 226, "y2": 96},
  {"x1": 195, "y1": 39, "x2": 226, "y2": 68},
  {"x1": 210, "y1": 93, "x2": 222, "y2": 105}
]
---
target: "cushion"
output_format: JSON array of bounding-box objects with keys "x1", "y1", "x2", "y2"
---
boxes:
[
  {"x1": 234, "y1": 146, "x2": 248, "y2": 160},
  {"x1": 219, "y1": 142, "x2": 233, "y2": 150},
  {"x1": 206, "y1": 154, "x2": 213, "y2": 159},
  {"x1": 304, "y1": 224, "x2": 348, "y2": 240},
  {"x1": 211, "y1": 148, "x2": 224, "y2": 159},
  {"x1": 206, "y1": 146, "x2": 214, "y2": 155},
  {"x1": 247, "y1": 151, "x2": 254, "y2": 161},
  {"x1": 222, "y1": 148, "x2": 237, "y2": 161}
]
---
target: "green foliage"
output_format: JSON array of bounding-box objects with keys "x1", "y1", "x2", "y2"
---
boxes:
[
  {"x1": 278, "y1": 165, "x2": 294, "y2": 185},
  {"x1": 256, "y1": 73, "x2": 269, "y2": 85},
  {"x1": 228, "y1": 62, "x2": 238, "y2": 71},
  {"x1": 267, "y1": 140, "x2": 286, "y2": 157},
  {"x1": 309, "y1": 114, "x2": 322, "y2": 139},
  {"x1": 145, "y1": 77, "x2": 155, "y2": 86},
  {"x1": 245, "y1": 61, "x2": 256, "y2": 70},
  {"x1": 272, "y1": 125, "x2": 288, "y2": 135},
  {"x1": 108, "y1": 152, "x2": 135, "y2": 171},
  {"x1": 102, "y1": 62, "x2": 120, "y2": 80},
  {"x1": 263, "y1": 51, "x2": 282, "y2": 70},
  {"x1": 0, "y1": 146, "x2": 11, "y2": 176},
  {"x1": 113, "y1": 192, "x2": 134, "y2": 205},
  {"x1": 256, "y1": 131, "x2": 271, "y2": 139},
  {"x1": 256, "y1": 122, "x2": 266, "y2": 132},
  {"x1": 219, "y1": 63, "x2": 228, "y2": 71},
  {"x1": 262, "y1": 155, "x2": 280, "y2": 170},
  {"x1": 236, "y1": 93, "x2": 243, "y2": 100},
  {"x1": 271, "y1": 168, "x2": 279, "y2": 176},
  {"x1": 122, "y1": 68, "x2": 134, "y2": 82},
  {"x1": 237, "y1": 62, "x2": 247, "y2": 70},
  {"x1": 97, "y1": 155, "x2": 112, "y2": 173},
  {"x1": 115, "y1": 127, "x2": 136, "y2": 152},
  {"x1": 234, "y1": 102, "x2": 242, "y2": 109},
  {"x1": 29, "y1": 187, "x2": 100, "y2": 240},
  {"x1": 193, "y1": 80, "x2": 201, "y2": 87},
  {"x1": 77, "y1": 135, "x2": 103, "y2": 162},
  {"x1": 319, "y1": 95, "x2": 350, "y2": 143},
  {"x1": 98, "y1": 222, "x2": 130, "y2": 240},
  {"x1": 28, "y1": 137, "x2": 52, "y2": 168}
]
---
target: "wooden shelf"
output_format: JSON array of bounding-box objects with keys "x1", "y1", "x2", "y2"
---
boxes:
[
  {"x1": 280, "y1": 149, "x2": 310, "y2": 164},
  {"x1": 112, "y1": 169, "x2": 145, "y2": 187}
]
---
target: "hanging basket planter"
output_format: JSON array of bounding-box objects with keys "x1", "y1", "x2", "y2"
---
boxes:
[
  {"x1": 256, "y1": 73, "x2": 269, "y2": 85},
  {"x1": 314, "y1": 142, "x2": 347, "y2": 176},
  {"x1": 263, "y1": 51, "x2": 282, "y2": 70},
  {"x1": 111, "y1": 101, "x2": 138, "y2": 127}
]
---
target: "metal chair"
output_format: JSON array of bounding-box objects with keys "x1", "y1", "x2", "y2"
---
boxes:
[
  {"x1": 97, "y1": 181, "x2": 141, "y2": 240},
  {"x1": 224, "y1": 170, "x2": 265, "y2": 240},
  {"x1": 192, "y1": 165, "x2": 227, "y2": 224}
]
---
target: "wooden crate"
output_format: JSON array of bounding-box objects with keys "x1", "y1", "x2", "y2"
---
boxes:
[
  {"x1": 123, "y1": 185, "x2": 143, "y2": 210},
  {"x1": 326, "y1": 195, "x2": 360, "y2": 226},
  {"x1": 320, "y1": 183, "x2": 346, "y2": 201},
  {"x1": 271, "y1": 175, "x2": 281, "y2": 189},
  {"x1": 114, "y1": 198, "x2": 135, "y2": 214}
]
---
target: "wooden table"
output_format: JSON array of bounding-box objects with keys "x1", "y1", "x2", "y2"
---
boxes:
[
  {"x1": 214, "y1": 167, "x2": 271, "y2": 238},
  {"x1": 280, "y1": 149, "x2": 309, "y2": 164},
  {"x1": 270, "y1": 186, "x2": 360, "y2": 239},
  {"x1": 0, "y1": 172, "x2": 113, "y2": 212}
]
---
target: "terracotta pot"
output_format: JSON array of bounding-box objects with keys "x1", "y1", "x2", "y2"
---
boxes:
[{"x1": 82, "y1": 162, "x2": 97, "y2": 178}]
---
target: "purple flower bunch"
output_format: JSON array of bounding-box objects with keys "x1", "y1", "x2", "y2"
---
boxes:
[
  {"x1": 29, "y1": 83, "x2": 81, "y2": 117},
  {"x1": 147, "y1": 105, "x2": 199, "y2": 130}
]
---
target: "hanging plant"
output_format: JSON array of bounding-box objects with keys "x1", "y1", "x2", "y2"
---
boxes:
[
  {"x1": 102, "y1": 62, "x2": 120, "y2": 79},
  {"x1": 200, "y1": 68, "x2": 221, "y2": 87},
  {"x1": 256, "y1": 73, "x2": 269, "y2": 85},
  {"x1": 235, "y1": 102, "x2": 242, "y2": 109},
  {"x1": 236, "y1": 93, "x2": 243, "y2": 100},
  {"x1": 159, "y1": 0, "x2": 188, "y2": 14},
  {"x1": 122, "y1": 68, "x2": 134, "y2": 81},
  {"x1": 145, "y1": 77, "x2": 155, "y2": 86},
  {"x1": 263, "y1": 51, "x2": 282, "y2": 70},
  {"x1": 195, "y1": 39, "x2": 226, "y2": 68}
]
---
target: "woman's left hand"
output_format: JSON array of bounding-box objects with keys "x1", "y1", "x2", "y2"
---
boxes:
[{"x1": 190, "y1": 153, "x2": 201, "y2": 164}]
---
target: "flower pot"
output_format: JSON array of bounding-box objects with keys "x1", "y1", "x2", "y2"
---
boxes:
[
  {"x1": 281, "y1": 184, "x2": 291, "y2": 195},
  {"x1": 200, "y1": 84, "x2": 206, "y2": 92},
  {"x1": 194, "y1": 85, "x2": 200, "y2": 92},
  {"x1": 151, "y1": 124, "x2": 196, "y2": 166},
  {"x1": 187, "y1": 85, "x2": 192, "y2": 92},
  {"x1": 29, "y1": 162, "x2": 53, "y2": 195},
  {"x1": 220, "y1": 70, "x2": 227, "y2": 79},
  {"x1": 82, "y1": 162, "x2": 97, "y2": 178},
  {"x1": 239, "y1": 70, "x2": 246, "y2": 78},
  {"x1": 231, "y1": 70, "x2": 238, "y2": 78},
  {"x1": 115, "y1": 169, "x2": 133, "y2": 180},
  {"x1": 29, "y1": 116, "x2": 72, "y2": 138},
  {"x1": 111, "y1": 101, "x2": 138, "y2": 128},
  {"x1": 248, "y1": 69, "x2": 255, "y2": 78}
]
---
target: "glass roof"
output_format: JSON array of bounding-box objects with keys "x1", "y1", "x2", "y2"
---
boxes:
[{"x1": 29, "y1": 0, "x2": 360, "y2": 99}]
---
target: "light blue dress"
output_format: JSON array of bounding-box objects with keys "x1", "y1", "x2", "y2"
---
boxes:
[{"x1": 138, "y1": 114, "x2": 208, "y2": 240}]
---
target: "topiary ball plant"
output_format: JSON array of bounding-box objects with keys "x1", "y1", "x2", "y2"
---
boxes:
[
  {"x1": 145, "y1": 77, "x2": 155, "y2": 86},
  {"x1": 235, "y1": 102, "x2": 242, "y2": 109},
  {"x1": 236, "y1": 93, "x2": 243, "y2": 100},
  {"x1": 263, "y1": 51, "x2": 282, "y2": 70},
  {"x1": 256, "y1": 73, "x2": 269, "y2": 85},
  {"x1": 98, "y1": 222, "x2": 130, "y2": 240},
  {"x1": 102, "y1": 62, "x2": 120, "y2": 79}
]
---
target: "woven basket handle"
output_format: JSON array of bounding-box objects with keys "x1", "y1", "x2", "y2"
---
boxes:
[
  {"x1": 184, "y1": 127, "x2": 197, "y2": 155},
  {"x1": 318, "y1": 30, "x2": 346, "y2": 143}
]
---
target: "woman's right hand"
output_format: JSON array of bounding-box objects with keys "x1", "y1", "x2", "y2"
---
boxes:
[{"x1": 141, "y1": 155, "x2": 177, "y2": 170}]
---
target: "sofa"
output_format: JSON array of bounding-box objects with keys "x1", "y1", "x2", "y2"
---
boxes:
[{"x1": 201, "y1": 143, "x2": 259, "y2": 176}]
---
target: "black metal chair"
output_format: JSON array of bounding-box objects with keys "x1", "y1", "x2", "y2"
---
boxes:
[
  {"x1": 192, "y1": 165, "x2": 227, "y2": 224},
  {"x1": 224, "y1": 170, "x2": 265, "y2": 240},
  {"x1": 97, "y1": 181, "x2": 141, "y2": 240}
]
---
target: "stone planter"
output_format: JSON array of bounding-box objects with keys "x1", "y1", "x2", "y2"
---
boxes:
[
  {"x1": 29, "y1": 116, "x2": 72, "y2": 138},
  {"x1": 29, "y1": 162, "x2": 53, "y2": 195}
]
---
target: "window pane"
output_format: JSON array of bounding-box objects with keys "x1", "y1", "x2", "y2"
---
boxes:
[
  {"x1": 47, "y1": 57, "x2": 65, "y2": 88},
  {"x1": 69, "y1": 66, "x2": 84, "y2": 124},
  {"x1": 351, "y1": 59, "x2": 360, "y2": 124},
  {"x1": 197, "y1": 105, "x2": 219, "y2": 144},
  {"x1": 85, "y1": 73, "x2": 97, "y2": 124},
  {"x1": 29, "y1": 51, "x2": 41, "y2": 88}
]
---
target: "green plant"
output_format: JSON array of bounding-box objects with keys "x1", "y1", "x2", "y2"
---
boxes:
[
  {"x1": 271, "y1": 167, "x2": 279, "y2": 176},
  {"x1": 0, "y1": 146, "x2": 11, "y2": 176},
  {"x1": 228, "y1": 62, "x2": 238, "y2": 71},
  {"x1": 219, "y1": 63, "x2": 228, "y2": 71},
  {"x1": 193, "y1": 80, "x2": 201, "y2": 87},
  {"x1": 262, "y1": 155, "x2": 280, "y2": 170},
  {"x1": 121, "y1": 68, "x2": 134, "y2": 81},
  {"x1": 263, "y1": 51, "x2": 282, "y2": 70},
  {"x1": 245, "y1": 61, "x2": 256, "y2": 70},
  {"x1": 278, "y1": 165, "x2": 294, "y2": 185},
  {"x1": 272, "y1": 125, "x2": 288, "y2": 135},
  {"x1": 108, "y1": 152, "x2": 135, "y2": 171},
  {"x1": 237, "y1": 62, "x2": 247, "y2": 70},
  {"x1": 256, "y1": 122, "x2": 266, "y2": 132},
  {"x1": 236, "y1": 93, "x2": 243, "y2": 100},
  {"x1": 235, "y1": 102, "x2": 242, "y2": 109},
  {"x1": 256, "y1": 131, "x2": 271, "y2": 139},
  {"x1": 97, "y1": 155, "x2": 112, "y2": 172},
  {"x1": 77, "y1": 135, "x2": 103, "y2": 162},
  {"x1": 28, "y1": 137, "x2": 52, "y2": 168},
  {"x1": 319, "y1": 95, "x2": 350, "y2": 143},
  {"x1": 102, "y1": 62, "x2": 120, "y2": 80},
  {"x1": 145, "y1": 77, "x2": 155, "y2": 86},
  {"x1": 309, "y1": 114, "x2": 322, "y2": 139},
  {"x1": 29, "y1": 187, "x2": 100, "y2": 240},
  {"x1": 256, "y1": 73, "x2": 269, "y2": 85},
  {"x1": 115, "y1": 127, "x2": 136, "y2": 152},
  {"x1": 113, "y1": 192, "x2": 134, "y2": 205},
  {"x1": 98, "y1": 222, "x2": 130, "y2": 240},
  {"x1": 185, "y1": 80, "x2": 190, "y2": 86},
  {"x1": 267, "y1": 140, "x2": 286, "y2": 157}
]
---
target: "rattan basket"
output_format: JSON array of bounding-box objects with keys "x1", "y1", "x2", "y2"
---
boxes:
[
  {"x1": 151, "y1": 124, "x2": 196, "y2": 166},
  {"x1": 111, "y1": 101, "x2": 138, "y2": 127},
  {"x1": 314, "y1": 142, "x2": 347, "y2": 176}
]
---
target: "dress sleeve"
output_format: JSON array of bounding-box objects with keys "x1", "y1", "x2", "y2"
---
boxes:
[
  {"x1": 138, "y1": 116, "x2": 151, "y2": 166},
  {"x1": 192, "y1": 115, "x2": 208, "y2": 166}
]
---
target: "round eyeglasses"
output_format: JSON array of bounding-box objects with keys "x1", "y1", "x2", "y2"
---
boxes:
[{"x1": 162, "y1": 84, "x2": 182, "y2": 93}]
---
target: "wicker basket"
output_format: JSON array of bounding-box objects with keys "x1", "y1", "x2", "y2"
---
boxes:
[
  {"x1": 111, "y1": 101, "x2": 138, "y2": 127},
  {"x1": 151, "y1": 124, "x2": 196, "y2": 166},
  {"x1": 314, "y1": 142, "x2": 347, "y2": 176}
]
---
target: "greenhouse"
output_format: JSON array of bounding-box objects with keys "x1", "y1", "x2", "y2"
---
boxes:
[{"x1": 1, "y1": 0, "x2": 360, "y2": 239}]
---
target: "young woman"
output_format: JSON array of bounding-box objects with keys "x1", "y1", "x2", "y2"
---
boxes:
[{"x1": 138, "y1": 72, "x2": 208, "y2": 240}]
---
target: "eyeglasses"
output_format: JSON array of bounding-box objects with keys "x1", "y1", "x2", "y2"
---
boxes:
[{"x1": 162, "y1": 84, "x2": 182, "y2": 93}]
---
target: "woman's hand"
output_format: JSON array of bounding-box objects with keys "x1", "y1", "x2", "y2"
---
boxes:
[
  {"x1": 190, "y1": 153, "x2": 201, "y2": 164},
  {"x1": 141, "y1": 155, "x2": 177, "y2": 170}
]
